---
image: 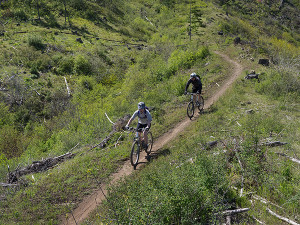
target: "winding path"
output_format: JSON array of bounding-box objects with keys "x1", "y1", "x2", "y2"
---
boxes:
[{"x1": 61, "y1": 51, "x2": 244, "y2": 225}]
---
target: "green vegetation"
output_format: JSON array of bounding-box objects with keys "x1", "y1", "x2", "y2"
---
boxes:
[{"x1": 0, "y1": 0, "x2": 299, "y2": 224}]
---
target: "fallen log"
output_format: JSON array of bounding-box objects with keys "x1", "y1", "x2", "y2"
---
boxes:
[
  {"x1": 262, "y1": 141, "x2": 288, "y2": 147},
  {"x1": 266, "y1": 208, "x2": 299, "y2": 225},
  {"x1": 0, "y1": 182, "x2": 18, "y2": 187},
  {"x1": 253, "y1": 194, "x2": 283, "y2": 209},
  {"x1": 276, "y1": 152, "x2": 300, "y2": 165},
  {"x1": 216, "y1": 208, "x2": 250, "y2": 216},
  {"x1": 8, "y1": 152, "x2": 75, "y2": 183},
  {"x1": 89, "y1": 114, "x2": 131, "y2": 151}
]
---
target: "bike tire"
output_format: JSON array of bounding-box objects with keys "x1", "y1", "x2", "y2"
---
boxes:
[
  {"x1": 187, "y1": 101, "x2": 194, "y2": 119},
  {"x1": 145, "y1": 131, "x2": 153, "y2": 155},
  {"x1": 197, "y1": 96, "x2": 204, "y2": 112},
  {"x1": 130, "y1": 141, "x2": 140, "y2": 168}
]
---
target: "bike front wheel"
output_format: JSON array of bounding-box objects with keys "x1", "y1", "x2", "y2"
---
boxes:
[
  {"x1": 197, "y1": 96, "x2": 204, "y2": 112},
  {"x1": 145, "y1": 131, "x2": 153, "y2": 155},
  {"x1": 187, "y1": 101, "x2": 194, "y2": 119},
  {"x1": 130, "y1": 141, "x2": 140, "y2": 169}
]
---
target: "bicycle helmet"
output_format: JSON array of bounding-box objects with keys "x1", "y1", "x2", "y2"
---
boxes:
[
  {"x1": 138, "y1": 102, "x2": 145, "y2": 109},
  {"x1": 190, "y1": 72, "x2": 197, "y2": 78}
]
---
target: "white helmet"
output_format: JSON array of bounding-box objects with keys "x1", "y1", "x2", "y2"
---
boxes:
[
  {"x1": 138, "y1": 102, "x2": 145, "y2": 109},
  {"x1": 190, "y1": 72, "x2": 197, "y2": 78}
]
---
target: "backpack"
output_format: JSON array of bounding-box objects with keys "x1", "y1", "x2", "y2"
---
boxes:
[{"x1": 137, "y1": 106, "x2": 149, "y2": 118}]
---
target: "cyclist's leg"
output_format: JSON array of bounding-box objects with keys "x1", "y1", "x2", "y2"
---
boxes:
[
  {"x1": 196, "y1": 87, "x2": 202, "y2": 103},
  {"x1": 136, "y1": 123, "x2": 143, "y2": 142},
  {"x1": 192, "y1": 88, "x2": 197, "y2": 104},
  {"x1": 143, "y1": 124, "x2": 151, "y2": 145}
]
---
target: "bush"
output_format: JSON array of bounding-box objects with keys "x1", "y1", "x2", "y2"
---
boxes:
[
  {"x1": 0, "y1": 125, "x2": 23, "y2": 159},
  {"x1": 74, "y1": 55, "x2": 92, "y2": 75},
  {"x1": 58, "y1": 56, "x2": 74, "y2": 75},
  {"x1": 103, "y1": 152, "x2": 235, "y2": 224},
  {"x1": 255, "y1": 71, "x2": 300, "y2": 99},
  {"x1": 14, "y1": 9, "x2": 28, "y2": 21},
  {"x1": 28, "y1": 34, "x2": 45, "y2": 50}
]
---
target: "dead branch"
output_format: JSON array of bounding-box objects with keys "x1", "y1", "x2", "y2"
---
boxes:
[
  {"x1": 215, "y1": 207, "x2": 250, "y2": 224},
  {"x1": 262, "y1": 141, "x2": 288, "y2": 147},
  {"x1": 276, "y1": 152, "x2": 300, "y2": 165},
  {"x1": 145, "y1": 16, "x2": 154, "y2": 26},
  {"x1": 266, "y1": 208, "x2": 299, "y2": 225},
  {"x1": 7, "y1": 152, "x2": 75, "y2": 183},
  {"x1": 251, "y1": 216, "x2": 266, "y2": 225},
  {"x1": 64, "y1": 76, "x2": 71, "y2": 97},
  {"x1": 216, "y1": 208, "x2": 250, "y2": 216},
  {"x1": 105, "y1": 112, "x2": 115, "y2": 125},
  {"x1": 234, "y1": 148, "x2": 244, "y2": 197},
  {"x1": 253, "y1": 195, "x2": 283, "y2": 209},
  {"x1": 0, "y1": 182, "x2": 18, "y2": 187},
  {"x1": 69, "y1": 143, "x2": 80, "y2": 153},
  {"x1": 114, "y1": 134, "x2": 123, "y2": 148}
]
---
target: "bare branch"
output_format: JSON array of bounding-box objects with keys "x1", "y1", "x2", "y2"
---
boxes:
[
  {"x1": 64, "y1": 76, "x2": 71, "y2": 97},
  {"x1": 105, "y1": 112, "x2": 115, "y2": 125},
  {"x1": 276, "y1": 152, "x2": 300, "y2": 165},
  {"x1": 0, "y1": 182, "x2": 18, "y2": 187},
  {"x1": 266, "y1": 208, "x2": 299, "y2": 225}
]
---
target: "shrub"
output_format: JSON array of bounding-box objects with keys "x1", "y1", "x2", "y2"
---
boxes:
[
  {"x1": 79, "y1": 76, "x2": 94, "y2": 90},
  {"x1": 255, "y1": 71, "x2": 300, "y2": 99},
  {"x1": 74, "y1": 55, "x2": 92, "y2": 75},
  {"x1": 103, "y1": 152, "x2": 235, "y2": 224},
  {"x1": 0, "y1": 125, "x2": 23, "y2": 159},
  {"x1": 14, "y1": 9, "x2": 28, "y2": 21},
  {"x1": 58, "y1": 56, "x2": 74, "y2": 75},
  {"x1": 28, "y1": 34, "x2": 45, "y2": 50}
]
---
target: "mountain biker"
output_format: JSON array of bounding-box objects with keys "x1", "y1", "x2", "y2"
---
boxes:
[
  {"x1": 184, "y1": 72, "x2": 202, "y2": 103},
  {"x1": 125, "y1": 102, "x2": 152, "y2": 149}
]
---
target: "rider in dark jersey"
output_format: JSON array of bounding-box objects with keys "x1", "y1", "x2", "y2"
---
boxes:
[{"x1": 184, "y1": 72, "x2": 202, "y2": 95}]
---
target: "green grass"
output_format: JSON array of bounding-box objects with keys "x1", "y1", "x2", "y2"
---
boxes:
[{"x1": 0, "y1": 0, "x2": 299, "y2": 224}]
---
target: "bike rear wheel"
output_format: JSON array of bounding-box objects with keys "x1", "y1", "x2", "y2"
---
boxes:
[
  {"x1": 187, "y1": 101, "x2": 194, "y2": 119},
  {"x1": 145, "y1": 131, "x2": 153, "y2": 155},
  {"x1": 197, "y1": 96, "x2": 204, "y2": 112},
  {"x1": 130, "y1": 141, "x2": 140, "y2": 169}
]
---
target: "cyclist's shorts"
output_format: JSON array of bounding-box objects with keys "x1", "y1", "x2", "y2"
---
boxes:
[
  {"x1": 192, "y1": 87, "x2": 202, "y2": 94},
  {"x1": 136, "y1": 123, "x2": 151, "y2": 132}
]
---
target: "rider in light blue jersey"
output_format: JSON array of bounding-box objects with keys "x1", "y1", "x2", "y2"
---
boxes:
[{"x1": 125, "y1": 102, "x2": 152, "y2": 148}]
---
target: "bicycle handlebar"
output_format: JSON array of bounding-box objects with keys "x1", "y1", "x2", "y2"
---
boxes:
[
  {"x1": 125, "y1": 126, "x2": 149, "y2": 132},
  {"x1": 185, "y1": 92, "x2": 200, "y2": 95}
]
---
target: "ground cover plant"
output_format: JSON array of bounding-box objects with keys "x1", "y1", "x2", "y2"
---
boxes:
[
  {"x1": 88, "y1": 58, "x2": 299, "y2": 225},
  {"x1": 0, "y1": 0, "x2": 299, "y2": 224}
]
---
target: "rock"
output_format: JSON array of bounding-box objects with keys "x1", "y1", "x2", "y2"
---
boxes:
[
  {"x1": 258, "y1": 59, "x2": 269, "y2": 66},
  {"x1": 76, "y1": 38, "x2": 83, "y2": 43}
]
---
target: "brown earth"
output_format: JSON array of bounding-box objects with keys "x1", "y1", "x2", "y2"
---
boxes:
[{"x1": 61, "y1": 51, "x2": 244, "y2": 225}]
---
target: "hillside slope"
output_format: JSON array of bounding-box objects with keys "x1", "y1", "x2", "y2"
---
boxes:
[
  {"x1": 0, "y1": 0, "x2": 299, "y2": 224},
  {"x1": 62, "y1": 51, "x2": 244, "y2": 224}
]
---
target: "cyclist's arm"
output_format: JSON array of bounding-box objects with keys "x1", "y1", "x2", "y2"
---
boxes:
[
  {"x1": 126, "y1": 111, "x2": 138, "y2": 127},
  {"x1": 146, "y1": 110, "x2": 152, "y2": 128},
  {"x1": 185, "y1": 79, "x2": 192, "y2": 92}
]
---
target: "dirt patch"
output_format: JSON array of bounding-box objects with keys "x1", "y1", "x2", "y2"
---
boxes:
[{"x1": 61, "y1": 51, "x2": 244, "y2": 225}]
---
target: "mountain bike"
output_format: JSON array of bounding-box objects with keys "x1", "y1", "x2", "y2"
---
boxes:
[
  {"x1": 186, "y1": 92, "x2": 204, "y2": 119},
  {"x1": 126, "y1": 127, "x2": 153, "y2": 170}
]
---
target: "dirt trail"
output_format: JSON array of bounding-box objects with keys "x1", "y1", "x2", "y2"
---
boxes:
[{"x1": 61, "y1": 51, "x2": 244, "y2": 225}]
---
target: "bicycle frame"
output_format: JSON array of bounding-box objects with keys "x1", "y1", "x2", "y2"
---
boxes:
[
  {"x1": 126, "y1": 127, "x2": 153, "y2": 169},
  {"x1": 189, "y1": 92, "x2": 200, "y2": 103},
  {"x1": 186, "y1": 92, "x2": 204, "y2": 119}
]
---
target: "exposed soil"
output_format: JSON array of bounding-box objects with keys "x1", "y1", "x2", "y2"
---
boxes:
[{"x1": 61, "y1": 51, "x2": 244, "y2": 225}]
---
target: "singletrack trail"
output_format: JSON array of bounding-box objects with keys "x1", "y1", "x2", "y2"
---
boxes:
[{"x1": 61, "y1": 51, "x2": 244, "y2": 225}]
